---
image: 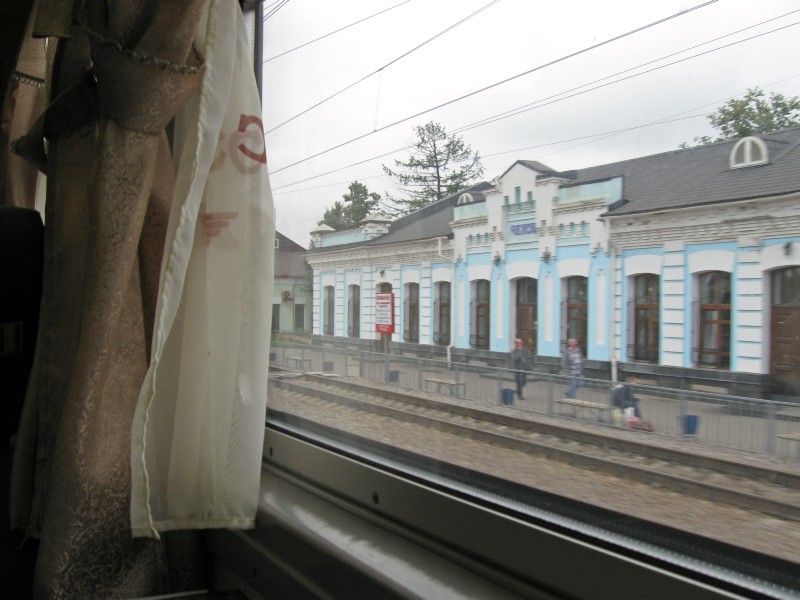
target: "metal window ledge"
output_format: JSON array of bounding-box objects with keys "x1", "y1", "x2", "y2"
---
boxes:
[{"x1": 205, "y1": 427, "x2": 795, "y2": 599}]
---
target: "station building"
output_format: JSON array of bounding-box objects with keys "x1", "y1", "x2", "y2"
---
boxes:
[{"x1": 305, "y1": 127, "x2": 800, "y2": 399}]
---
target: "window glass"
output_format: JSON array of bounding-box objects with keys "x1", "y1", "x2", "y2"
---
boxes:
[
  {"x1": 263, "y1": 1, "x2": 800, "y2": 592},
  {"x1": 697, "y1": 272, "x2": 731, "y2": 368}
]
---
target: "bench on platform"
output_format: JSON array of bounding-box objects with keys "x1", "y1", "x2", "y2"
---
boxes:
[
  {"x1": 424, "y1": 377, "x2": 466, "y2": 397},
  {"x1": 285, "y1": 355, "x2": 312, "y2": 370},
  {"x1": 555, "y1": 397, "x2": 613, "y2": 422}
]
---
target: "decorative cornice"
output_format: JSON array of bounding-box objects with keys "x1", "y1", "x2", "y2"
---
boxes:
[
  {"x1": 553, "y1": 198, "x2": 606, "y2": 216},
  {"x1": 450, "y1": 216, "x2": 488, "y2": 228}
]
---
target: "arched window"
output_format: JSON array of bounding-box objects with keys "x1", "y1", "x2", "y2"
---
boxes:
[
  {"x1": 347, "y1": 285, "x2": 360, "y2": 338},
  {"x1": 433, "y1": 282, "x2": 451, "y2": 345},
  {"x1": 470, "y1": 280, "x2": 490, "y2": 349},
  {"x1": 730, "y1": 136, "x2": 768, "y2": 169},
  {"x1": 564, "y1": 276, "x2": 588, "y2": 356},
  {"x1": 323, "y1": 285, "x2": 335, "y2": 336},
  {"x1": 403, "y1": 283, "x2": 419, "y2": 343},
  {"x1": 629, "y1": 274, "x2": 659, "y2": 362},
  {"x1": 696, "y1": 271, "x2": 731, "y2": 368},
  {"x1": 515, "y1": 277, "x2": 537, "y2": 353}
]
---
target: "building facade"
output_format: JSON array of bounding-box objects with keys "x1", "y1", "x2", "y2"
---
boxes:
[
  {"x1": 306, "y1": 128, "x2": 800, "y2": 399},
  {"x1": 272, "y1": 231, "x2": 312, "y2": 335}
]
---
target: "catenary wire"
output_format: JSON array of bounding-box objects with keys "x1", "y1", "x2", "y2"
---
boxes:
[
  {"x1": 271, "y1": 114, "x2": 708, "y2": 195},
  {"x1": 268, "y1": 0, "x2": 718, "y2": 175},
  {"x1": 273, "y1": 68, "x2": 800, "y2": 196},
  {"x1": 453, "y1": 8, "x2": 800, "y2": 135},
  {"x1": 264, "y1": 1, "x2": 413, "y2": 64},
  {"x1": 275, "y1": 70, "x2": 800, "y2": 233},
  {"x1": 265, "y1": 0, "x2": 504, "y2": 134},
  {"x1": 270, "y1": 17, "x2": 798, "y2": 183},
  {"x1": 263, "y1": 0, "x2": 290, "y2": 21}
]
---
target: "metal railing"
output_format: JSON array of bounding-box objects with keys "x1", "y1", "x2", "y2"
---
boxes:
[{"x1": 268, "y1": 342, "x2": 800, "y2": 461}]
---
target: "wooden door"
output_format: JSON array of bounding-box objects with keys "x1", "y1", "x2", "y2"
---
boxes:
[
  {"x1": 771, "y1": 267, "x2": 800, "y2": 397},
  {"x1": 771, "y1": 305, "x2": 800, "y2": 396}
]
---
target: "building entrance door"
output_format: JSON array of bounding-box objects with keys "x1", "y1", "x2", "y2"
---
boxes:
[{"x1": 770, "y1": 267, "x2": 800, "y2": 397}]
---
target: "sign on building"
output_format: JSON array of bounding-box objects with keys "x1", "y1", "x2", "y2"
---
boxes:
[{"x1": 375, "y1": 292, "x2": 395, "y2": 334}]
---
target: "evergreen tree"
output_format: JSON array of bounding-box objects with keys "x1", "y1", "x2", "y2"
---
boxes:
[
  {"x1": 383, "y1": 121, "x2": 483, "y2": 216},
  {"x1": 317, "y1": 181, "x2": 382, "y2": 230}
]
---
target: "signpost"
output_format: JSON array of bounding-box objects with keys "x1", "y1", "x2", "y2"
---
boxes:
[{"x1": 375, "y1": 292, "x2": 395, "y2": 334}]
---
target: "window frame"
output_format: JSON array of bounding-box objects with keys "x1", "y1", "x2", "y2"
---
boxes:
[
  {"x1": 218, "y1": 424, "x2": 792, "y2": 599},
  {"x1": 695, "y1": 271, "x2": 731, "y2": 369},
  {"x1": 403, "y1": 282, "x2": 420, "y2": 343},
  {"x1": 729, "y1": 136, "x2": 768, "y2": 169},
  {"x1": 470, "y1": 279, "x2": 490, "y2": 349},
  {"x1": 563, "y1": 276, "x2": 588, "y2": 355},
  {"x1": 347, "y1": 284, "x2": 360, "y2": 338},
  {"x1": 514, "y1": 277, "x2": 537, "y2": 353},
  {"x1": 629, "y1": 273, "x2": 660, "y2": 363},
  {"x1": 323, "y1": 285, "x2": 335, "y2": 336},
  {"x1": 433, "y1": 281, "x2": 451, "y2": 346}
]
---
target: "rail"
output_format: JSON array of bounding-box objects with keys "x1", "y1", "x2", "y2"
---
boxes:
[{"x1": 268, "y1": 342, "x2": 800, "y2": 459}]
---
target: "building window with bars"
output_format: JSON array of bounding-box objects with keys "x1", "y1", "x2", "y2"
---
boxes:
[
  {"x1": 323, "y1": 285, "x2": 335, "y2": 336},
  {"x1": 629, "y1": 274, "x2": 659, "y2": 362},
  {"x1": 695, "y1": 271, "x2": 731, "y2": 369},
  {"x1": 470, "y1": 279, "x2": 490, "y2": 349},
  {"x1": 433, "y1": 282, "x2": 451, "y2": 345},
  {"x1": 563, "y1": 276, "x2": 588, "y2": 356},
  {"x1": 347, "y1": 284, "x2": 360, "y2": 338},
  {"x1": 403, "y1": 283, "x2": 419, "y2": 343},
  {"x1": 515, "y1": 277, "x2": 537, "y2": 353}
]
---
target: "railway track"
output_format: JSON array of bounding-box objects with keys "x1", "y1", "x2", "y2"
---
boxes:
[{"x1": 268, "y1": 370, "x2": 800, "y2": 523}]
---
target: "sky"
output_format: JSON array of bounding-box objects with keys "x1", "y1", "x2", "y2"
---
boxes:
[{"x1": 260, "y1": 0, "x2": 800, "y2": 247}]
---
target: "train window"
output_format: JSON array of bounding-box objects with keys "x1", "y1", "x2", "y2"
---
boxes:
[{"x1": 261, "y1": 0, "x2": 800, "y2": 597}]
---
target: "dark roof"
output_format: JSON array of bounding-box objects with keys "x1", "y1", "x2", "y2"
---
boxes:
[
  {"x1": 498, "y1": 160, "x2": 561, "y2": 181},
  {"x1": 276, "y1": 231, "x2": 306, "y2": 252},
  {"x1": 576, "y1": 127, "x2": 800, "y2": 217},
  {"x1": 308, "y1": 181, "x2": 493, "y2": 253},
  {"x1": 274, "y1": 231, "x2": 307, "y2": 277}
]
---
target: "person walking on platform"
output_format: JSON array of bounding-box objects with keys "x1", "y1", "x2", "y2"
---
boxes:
[
  {"x1": 562, "y1": 338, "x2": 584, "y2": 399},
  {"x1": 509, "y1": 338, "x2": 532, "y2": 400}
]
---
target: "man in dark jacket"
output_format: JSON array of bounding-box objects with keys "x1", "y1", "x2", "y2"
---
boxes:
[{"x1": 509, "y1": 338, "x2": 532, "y2": 400}]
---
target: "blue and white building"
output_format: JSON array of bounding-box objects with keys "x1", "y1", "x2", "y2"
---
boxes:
[{"x1": 306, "y1": 127, "x2": 800, "y2": 399}]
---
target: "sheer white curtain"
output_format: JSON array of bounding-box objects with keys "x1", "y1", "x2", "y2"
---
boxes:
[{"x1": 130, "y1": 0, "x2": 275, "y2": 537}]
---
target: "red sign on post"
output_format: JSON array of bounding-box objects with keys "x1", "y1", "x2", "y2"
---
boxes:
[{"x1": 375, "y1": 292, "x2": 395, "y2": 334}]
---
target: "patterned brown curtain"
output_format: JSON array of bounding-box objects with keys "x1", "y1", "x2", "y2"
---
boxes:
[{"x1": 4, "y1": 1, "x2": 209, "y2": 596}]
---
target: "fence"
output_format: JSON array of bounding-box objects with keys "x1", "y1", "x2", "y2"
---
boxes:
[{"x1": 269, "y1": 342, "x2": 800, "y2": 459}]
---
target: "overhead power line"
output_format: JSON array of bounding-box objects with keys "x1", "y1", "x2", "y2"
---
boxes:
[
  {"x1": 265, "y1": 0, "x2": 504, "y2": 135},
  {"x1": 453, "y1": 8, "x2": 800, "y2": 136},
  {"x1": 271, "y1": 54, "x2": 800, "y2": 192},
  {"x1": 263, "y1": 0, "x2": 291, "y2": 21},
  {"x1": 268, "y1": 0, "x2": 718, "y2": 176},
  {"x1": 264, "y1": 1, "x2": 413, "y2": 64},
  {"x1": 271, "y1": 114, "x2": 707, "y2": 194}
]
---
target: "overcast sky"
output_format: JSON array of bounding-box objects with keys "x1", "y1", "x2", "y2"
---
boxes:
[{"x1": 260, "y1": 0, "x2": 800, "y2": 246}]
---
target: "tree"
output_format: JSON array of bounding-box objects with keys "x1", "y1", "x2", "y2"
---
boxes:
[
  {"x1": 383, "y1": 121, "x2": 484, "y2": 216},
  {"x1": 317, "y1": 181, "x2": 382, "y2": 230},
  {"x1": 684, "y1": 87, "x2": 800, "y2": 147}
]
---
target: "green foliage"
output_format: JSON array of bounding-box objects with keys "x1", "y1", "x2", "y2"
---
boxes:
[
  {"x1": 383, "y1": 121, "x2": 484, "y2": 216},
  {"x1": 683, "y1": 88, "x2": 800, "y2": 147},
  {"x1": 317, "y1": 181, "x2": 382, "y2": 230}
]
